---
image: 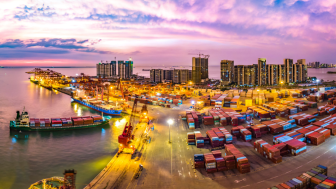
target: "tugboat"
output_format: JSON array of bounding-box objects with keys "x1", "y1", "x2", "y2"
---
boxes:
[
  {"x1": 29, "y1": 169, "x2": 76, "y2": 189},
  {"x1": 10, "y1": 107, "x2": 109, "y2": 132}
]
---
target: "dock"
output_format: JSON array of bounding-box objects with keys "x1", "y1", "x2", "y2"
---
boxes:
[{"x1": 85, "y1": 122, "x2": 149, "y2": 189}]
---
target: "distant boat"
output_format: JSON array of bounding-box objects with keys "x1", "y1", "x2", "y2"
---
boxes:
[{"x1": 142, "y1": 69, "x2": 151, "y2": 71}]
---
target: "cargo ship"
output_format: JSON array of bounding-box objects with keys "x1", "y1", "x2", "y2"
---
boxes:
[
  {"x1": 29, "y1": 76, "x2": 39, "y2": 84},
  {"x1": 71, "y1": 98, "x2": 122, "y2": 116},
  {"x1": 10, "y1": 108, "x2": 109, "y2": 132},
  {"x1": 327, "y1": 71, "x2": 336, "y2": 74}
]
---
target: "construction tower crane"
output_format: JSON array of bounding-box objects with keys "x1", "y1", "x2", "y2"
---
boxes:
[{"x1": 190, "y1": 53, "x2": 210, "y2": 59}]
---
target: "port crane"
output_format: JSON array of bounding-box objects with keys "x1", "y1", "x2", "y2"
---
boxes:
[
  {"x1": 117, "y1": 99, "x2": 151, "y2": 156},
  {"x1": 117, "y1": 98, "x2": 138, "y2": 155}
]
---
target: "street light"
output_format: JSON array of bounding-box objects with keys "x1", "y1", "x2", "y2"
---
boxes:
[
  {"x1": 316, "y1": 80, "x2": 320, "y2": 90},
  {"x1": 167, "y1": 119, "x2": 174, "y2": 143},
  {"x1": 280, "y1": 81, "x2": 283, "y2": 90}
]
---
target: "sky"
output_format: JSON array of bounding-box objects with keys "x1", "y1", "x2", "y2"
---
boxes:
[{"x1": 0, "y1": 0, "x2": 336, "y2": 67}]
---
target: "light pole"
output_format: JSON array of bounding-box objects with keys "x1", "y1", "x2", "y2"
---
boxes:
[
  {"x1": 167, "y1": 119, "x2": 174, "y2": 143},
  {"x1": 316, "y1": 80, "x2": 319, "y2": 91},
  {"x1": 280, "y1": 81, "x2": 283, "y2": 90}
]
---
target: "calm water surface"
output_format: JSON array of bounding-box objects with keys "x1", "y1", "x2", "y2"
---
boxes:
[
  {"x1": 0, "y1": 66, "x2": 334, "y2": 189},
  {"x1": 0, "y1": 68, "x2": 125, "y2": 189}
]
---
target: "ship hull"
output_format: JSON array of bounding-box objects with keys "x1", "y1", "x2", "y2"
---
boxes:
[
  {"x1": 72, "y1": 98, "x2": 122, "y2": 116},
  {"x1": 30, "y1": 79, "x2": 39, "y2": 84},
  {"x1": 10, "y1": 121, "x2": 109, "y2": 132}
]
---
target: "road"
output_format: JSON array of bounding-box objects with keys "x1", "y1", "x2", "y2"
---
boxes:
[{"x1": 85, "y1": 121, "x2": 148, "y2": 189}]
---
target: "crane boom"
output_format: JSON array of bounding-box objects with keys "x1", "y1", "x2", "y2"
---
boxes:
[{"x1": 117, "y1": 98, "x2": 138, "y2": 154}]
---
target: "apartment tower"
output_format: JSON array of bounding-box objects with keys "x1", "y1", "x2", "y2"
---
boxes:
[{"x1": 258, "y1": 58, "x2": 267, "y2": 86}]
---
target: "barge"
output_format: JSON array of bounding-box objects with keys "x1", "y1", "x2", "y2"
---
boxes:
[
  {"x1": 71, "y1": 98, "x2": 122, "y2": 116},
  {"x1": 10, "y1": 108, "x2": 109, "y2": 132}
]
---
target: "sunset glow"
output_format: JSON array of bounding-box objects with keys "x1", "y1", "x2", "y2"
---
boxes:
[{"x1": 1, "y1": 0, "x2": 336, "y2": 66}]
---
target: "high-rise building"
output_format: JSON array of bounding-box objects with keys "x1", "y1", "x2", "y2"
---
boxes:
[
  {"x1": 267, "y1": 64, "x2": 279, "y2": 85},
  {"x1": 124, "y1": 61, "x2": 133, "y2": 79},
  {"x1": 294, "y1": 59, "x2": 307, "y2": 82},
  {"x1": 278, "y1": 64, "x2": 285, "y2": 83},
  {"x1": 151, "y1": 69, "x2": 190, "y2": 84},
  {"x1": 220, "y1": 60, "x2": 234, "y2": 85},
  {"x1": 244, "y1": 65, "x2": 257, "y2": 86},
  {"x1": 258, "y1": 58, "x2": 267, "y2": 86},
  {"x1": 192, "y1": 57, "x2": 202, "y2": 84},
  {"x1": 162, "y1": 70, "x2": 173, "y2": 81},
  {"x1": 150, "y1": 69, "x2": 162, "y2": 83},
  {"x1": 180, "y1": 69, "x2": 189, "y2": 84},
  {"x1": 118, "y1": 60, "x2": 125, "y2": 78},
  {"x1": 220, "y1": 58, "x2": 306, "y2": 86},
  {"x1": 118, "y1": 59, "x2": 133, "y2": 79},
  {"x1": 111, "y1": 61, "x2": 117, "y2": 76},
  {"x1": 97, "y1": 63, "x2": 104, "y2": 78},
  {"x1": 234, "y1": 65, "x2": 244, "y2": 85},
  {"x1": 172, "y1": 69, "x2": 190, "y2": 84},
  {"x1": 308, "y1": 61, "x2": 320, "y2": 68},
  {"x1": 284, "y1": 59, "x2": 293, "y2": 83},
  {"x1": 188, "y1": 70, "x2": 192, "y2": 81},
  {"x1": 200, "y1": 57, "x2": 209, "y2": 79},
  {"x1": 96, "y1": 61, "x2": 113, "y2": 78},
  {"x1": 233, "y1": 65, "x2": 257, "y2": 86},
  {"x1": 173, "y1": 69, "x2": 180, "y2": 84}
]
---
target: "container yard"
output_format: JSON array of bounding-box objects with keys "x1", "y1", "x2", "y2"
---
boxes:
[
  {"x1": 21, "y1": 67, "x2": 336, "y2": 188},
  {"x1": 268, "y1": 165, "x2": 335, "y2": 189},
  {"x1": 177, "y1": 87, "x2": 336, "y2": 186}
]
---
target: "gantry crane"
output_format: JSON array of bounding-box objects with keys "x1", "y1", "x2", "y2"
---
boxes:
[
  {"x1": 117, "y1": 99, "x2": 151, "y2": 155},
  {"x1": 117, "y1": 78, "x2": 129, "y2": 100},
  {"x1": 117, "y1": 98, "x2": 138, "y2": 155}
]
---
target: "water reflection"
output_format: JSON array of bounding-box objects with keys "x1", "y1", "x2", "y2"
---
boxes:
[
  {"x1": 114, "y1": 118, "x2": 127, "y2": 127},
  {"x1": 1, "y1": 68, "x2": 137, "y2": 189}
]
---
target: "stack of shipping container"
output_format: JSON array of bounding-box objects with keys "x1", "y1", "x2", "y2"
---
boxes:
[
  {"x1": 187, "y1": 132, "x2": 195, "y2": 145},
  {"x1": 51, "y1": 118, "x2": 62, "y2": 127},
  {"x1": 225, "y1": 144, "x2": 250, "y2": 174},
  {"x1": 254, "y1": 139, "x2": 282, "y2": 164},
  {"x1": 29, "y1": 116, "x2": 103, "y2": 127},
  {"x1": 187, "y1": 127, "x2": 233, "y2": 148},
  {"x1": 231, "y1": 126, "x2": 252, "y2": 142},
  {"x1": 267, "y1": 165, "x2": 334, "y2": 189},
  {"x1": 194, "y1": 148, "x2": 249, "y2": 174}
]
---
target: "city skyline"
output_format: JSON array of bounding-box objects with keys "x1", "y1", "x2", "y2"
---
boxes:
[{"x1": 1, "y1": 0, "x2": 336, "y2": 66}]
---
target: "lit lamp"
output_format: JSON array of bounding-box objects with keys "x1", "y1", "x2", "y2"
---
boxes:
[
  {"x1": 167, "y1": 119, "x2": 174, "y2": 143},
  {"x1": 316, "y1": 80, "x2": 320, "y2": 90},
  {"x1": 280, "y1": 81, "x2": 284, "y2": 90}
]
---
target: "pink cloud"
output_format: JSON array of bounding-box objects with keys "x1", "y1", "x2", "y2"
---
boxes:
[{"x1": 0, "y1": 0, "x2": 336, "y2": 66}]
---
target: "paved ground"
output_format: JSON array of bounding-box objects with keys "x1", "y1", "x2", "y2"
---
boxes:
[{"x1": 86, "y1": 97, "x2": 336, "y2": 189}]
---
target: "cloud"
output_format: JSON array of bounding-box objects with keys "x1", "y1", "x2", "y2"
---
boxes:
[
  {"x1": 0, "y1": 0, "x2": 336, "y2": 66},
  {"x1": 0, "y1": 38, "x2": 112, "y2": 55},
  {"x1": 0, "y1": 39, "x2": 26, "y2": 48}
]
